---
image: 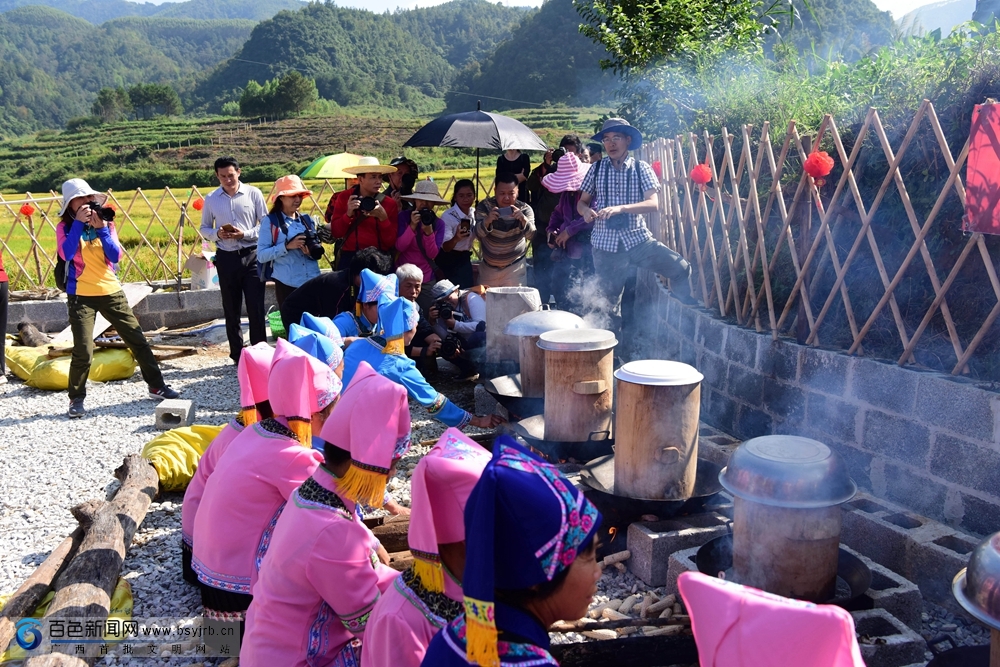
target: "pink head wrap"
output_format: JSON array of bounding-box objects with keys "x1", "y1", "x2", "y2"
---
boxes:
[
  {"x1": 677, "y1": 572, "x2": 865, "y2": 667},
  {"x1": 237, "y1": 342, "x2": 274, "y2": 425},
  {"x1": 318, "y1": 361, "x2": 411, "y2": 507},
  {"x1": 541, "y1": 152, "x2": 590, "y2": 193},
  {"x1": 408, "y1": 428, "x2": 491, "y2": 592},
  {"x1": 267, "y1": 338, "x2": 342, "y2": 446}
]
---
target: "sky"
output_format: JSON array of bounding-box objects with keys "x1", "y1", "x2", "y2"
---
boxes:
[{"x1": 146, "y1": 0, "x2": 922, "y2": 19}]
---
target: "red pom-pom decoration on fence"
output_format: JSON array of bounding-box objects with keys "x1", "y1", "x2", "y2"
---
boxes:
[
  {"x1": 192, "y1": 198, "x2": 205, "y2": 211},
  {"x1": 804, "y1": 150, "x2": 834, "y2": 188},
  {"x1": 19, "y1": 203, "x2": 35, "y2": 217},
  {"x1": 690, "y1": 162, "x2": 712, "y2": 192},
  {"x1": 651, "y1": 160, "x2": 663, "y2": 180}
]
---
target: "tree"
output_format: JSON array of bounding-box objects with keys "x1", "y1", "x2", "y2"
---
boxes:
[
  {"x1": 91, "y1": 87, "x2": 132, "y2": 122},
  {"x1": 128, "y1": 83, "x2": 182, "y2": 120},
  {"x1": 273, "y1": 71, "x2": 317, "y2": 115}
]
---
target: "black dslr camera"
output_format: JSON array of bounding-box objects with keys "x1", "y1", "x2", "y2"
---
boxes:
[
  {"x1": 302, "y1": 228, "x2": 324, "y2": 260},
  {"x1": 439, "y1": 334, "x2": 463, "y2": 359},
  {"x1": 434, "y1": 298, "x2": 454, "y2": 321},
  {"x1": 359, "y1": 196, "x2": 378, "y2": 213},
  {"x1": 85, "y1": 201, "x2": 116, "y2": 222},
  {"x1": 418, "y1": 208, "x2": 436, "y2": 227}
]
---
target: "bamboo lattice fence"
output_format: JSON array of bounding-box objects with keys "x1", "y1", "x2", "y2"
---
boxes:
[
  {"x1": 0, "y1": 174, "x2": 492, "y2": 293},
  {"x1": 638, "y1": 100, "x2": 1000, "y2": 377}
]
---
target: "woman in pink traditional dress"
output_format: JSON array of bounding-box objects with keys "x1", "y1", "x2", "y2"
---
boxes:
[
  {"x1": 180, "y1": 342, "x2": 274, "y2": 585},
  {"x1": 365, "y1": 427, "x2": 491, "y2": 667},
  {"x1": 241, "y1": 360, "x2": 412, "y2": 667},
  {"x1": 191, "y1": 338, "x2": 341, "y2": 622}
]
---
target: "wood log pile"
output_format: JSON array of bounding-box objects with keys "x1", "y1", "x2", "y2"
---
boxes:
[{"x1": 0, "y1": 455, "x2": 158, "y2": 666}]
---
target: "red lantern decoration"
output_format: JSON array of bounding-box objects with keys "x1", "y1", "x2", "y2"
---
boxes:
[
  {"x1": 192, "y1": 198, "x2": 205, "y2": 211},
  {"x1": 690, "y1": 162, "x2": 712, "y2": 192},
  {"x1": 19, "y1": 203, "x2": 35, "y2": 217},
  {"x1": 804, "y1": 150, "x2": 834, "y2": 188},
  {"x1": 651, "y1": 160, "x2": 663, "y2": 180}
]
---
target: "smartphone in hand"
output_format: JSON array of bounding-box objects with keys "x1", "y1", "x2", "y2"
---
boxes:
[{"x1": 497, "y1": 206, "x2": 513, "y2": 217}]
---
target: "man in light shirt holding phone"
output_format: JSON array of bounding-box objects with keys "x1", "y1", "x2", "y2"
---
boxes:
[{"x1": 474, "y1": 172, "x2": 535, "y2": 287}]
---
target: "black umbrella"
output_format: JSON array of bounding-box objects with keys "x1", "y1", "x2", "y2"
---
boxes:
[{"x1": 403, "y1": 101, "x2": 548, "y2": 196}]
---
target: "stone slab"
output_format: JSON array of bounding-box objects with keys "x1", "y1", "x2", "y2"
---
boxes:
[{"x1": 155, "y1": 398, "x2": 196, "y2": 430}]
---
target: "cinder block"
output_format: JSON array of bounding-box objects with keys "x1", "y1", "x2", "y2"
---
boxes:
[
  {"x1": 851, "y1": 358, "x2": 918, "y2": 416},
  {"x1": 851, "y1": 609, "x2": 925, "y2": 667},
  {"x1": 915, "y1": 374, "x2": 996, "y2": 442},
  {"x1": 664, "y1": 545, "x2": 700, "y2": 596},
  {"x1": 627, "y1": 513, "x2": 730, "y2": 586},
  {"x1": 840, "y1": 544, "x2": 922, "y2": 631},
  {"x1": 473, "y1": 384, "x2": 508, "y2": 420},
  {"x1": 155, "y1": 399, "x2": 196, "y2": 430},
  {"x1": 724, "y1": 327, "x2": 758, "y2": 368}
]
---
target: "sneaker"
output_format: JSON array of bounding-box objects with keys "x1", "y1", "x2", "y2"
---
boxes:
[
  {"x1": 68, "y1": 398, "x2": 85, "y2": 418},
  {"x1": 149, "y1": 385, "x2": 180, "y2": 400}
]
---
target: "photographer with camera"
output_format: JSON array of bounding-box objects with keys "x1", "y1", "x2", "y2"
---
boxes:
[
  {"x1": 395, "y1": 180, "x2": 447, "y2": 312},
  {"x1": 474, "y1": 172, "x2": 535, "y2": 287},
  {"x1": 384, "y1": 156, "x2": 419, "y2": 211},
  {"x1": 56, "y1": 179, "x2": 179, "y2": 418},
  {"x1": 257, "y1": 175, "x2": 323, "y2": 308},
  {"x1": 326, "y1": 157, "x2": 398, "y2": 271},
  {"x1": 428, "y1": 279, "x2": 486, "y2": 379},
  {"x1": 577, "y1": 119, "x2": 695, "y2": 342}
]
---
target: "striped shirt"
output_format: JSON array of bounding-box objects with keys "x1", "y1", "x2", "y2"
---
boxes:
[
  {"x1": 473, "y1": 198, "x2": 535, "y2": 268},
  {"x1": 579, "y1": 156, "x2": 660, "y2": 252},
  {"x1": 199, "y1": 182, "x2": 268, "y2": 252}
]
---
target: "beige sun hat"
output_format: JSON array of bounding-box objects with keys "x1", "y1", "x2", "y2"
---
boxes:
[
  {"x1": 58, "y1": 178, "x2": 107, "y2": 217},
  {"x1": 342, "y1": 156, "x2": 398, "y2": 176},
  {"x1": 401, "y1": 179, "x2": 449, "y2": 205}
]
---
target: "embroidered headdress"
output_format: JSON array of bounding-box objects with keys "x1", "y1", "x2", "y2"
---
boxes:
[
  {"x1": 288, "y1": 323, "x2": 344, "y2": 370},
  {"x1": 236, "y1": 342, "x2": 274, "y2": 426},
  {"x1": 357, "y1": 269, "x2": 398, "y2": 313},
  {"x1": 300, "y1": 312, "x2": 345, "y2": 347},
  {"x1": 377, "y1": 296, "x2": 419, "y2": 356},
  {"x1": 318, "y1": 361, "x2": 411, "y2": 507},
  {"x1": 462, "y1": 437, "x2": 602, "y2": 667},
  {"x1": 267, "y1": 338, "x2": 341, "y2": 446},
  {"x1": 409, "y1": 428, "x2": 490, "y2": 593}
]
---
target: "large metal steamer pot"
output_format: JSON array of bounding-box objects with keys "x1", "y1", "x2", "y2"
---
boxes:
[
  {"x1": 504, "y1": 310, "x2": 586, "y2": 398},
  {"x1": 719, "y1": 436, "x2": 857, "y2": 602},
  {"x1": 613, "y1": 360, "x2": 704, "y2": 501},
  {"x1": 940, "y1": 532, "x2": 1000, "y2": 667},
  {"x1": 538, "y1": 329, "x2": 617, "y2": 444}
]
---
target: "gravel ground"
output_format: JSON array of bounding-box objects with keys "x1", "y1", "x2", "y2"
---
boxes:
[{"x1": 2, "y1": 341, "x2": 991, "y2": 667}]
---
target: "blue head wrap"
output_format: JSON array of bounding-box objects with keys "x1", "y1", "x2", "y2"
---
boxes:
[
  {"x1": 300, "y1": 312, "x2": 345, "y2": 348},
  {"x1": 358, "y1": 269, "x2": 398, "y2": 304},
  {"x1": 288, "y1": 323, "x2": 344, "y2": 369}
]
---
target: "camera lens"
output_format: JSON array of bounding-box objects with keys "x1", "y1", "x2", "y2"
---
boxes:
[
  {"x1": 419, "y1": 208, "x2": 435, "y2": 225},
  {"x1": 359, "y1": 196, "x2": 377, "y2": 213}
]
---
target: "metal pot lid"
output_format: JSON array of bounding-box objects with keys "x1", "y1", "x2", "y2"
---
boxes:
[
  {"x1": 952, "y1": 532, "x2": 1000, "y2": 631},
  {"x1": 504, "y1": 309, "x2": 586, "y2": 337},
  {"x1": 537, "y1": 328, "x2": 617, "y2": 352},
  {"x1": 615, "y1": 359, "x2": 704, "y2": 386},
  {"x1": 719, "y1": 435, "x2": 857, "y2": 508}
]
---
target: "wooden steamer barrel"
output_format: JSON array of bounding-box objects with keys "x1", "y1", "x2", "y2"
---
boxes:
[
  {"x1": 719, "y1": 436, "x2": 857, "y2": 603},
  {"x1": 504, "y1": 310, "x2": 586, "y2": 398},
  {"x1": 539, "y1": 329, "x2": 617, "y2": 443},
  {"x1": 613, "y1": 360, "x2": 704, "y2": 500},
  {"x1": 485, "y1": 287, "x2": 541, "y2": 368}
]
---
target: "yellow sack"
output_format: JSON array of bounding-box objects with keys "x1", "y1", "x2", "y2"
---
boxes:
[
  {"x1": 142, "y1": 424, "x2": 226, "y2": 492},
  {"x1": 0, "y1": 577, "x2": 133, "y2": 663},
  {"x1": 4, "y1": 338, "x2": 49, "y2": 381},
  {"x1": 27, "y1": 348, "x2": 137, "y2": 391}
]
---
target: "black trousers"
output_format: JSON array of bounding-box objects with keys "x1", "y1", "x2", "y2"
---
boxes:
[
  {"x1": 214, "y1": 248, "x2": 266, "y2": 363},
  {"x1": 0, "y1": 280, "x2": 7, "y2": 374}
]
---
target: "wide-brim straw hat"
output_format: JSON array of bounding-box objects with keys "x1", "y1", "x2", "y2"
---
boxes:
[
  {"x1": 271, "y1": 174, "x2": 313, "y2": 202},
  {"x1": 402, "y1": 179, "x2": 449, "y2": 204},
  {"x1": 542, "y1": 152, "x2": 591, "y2": 193},
  {"x1": 59, "y1": 178, "x2": 107, "y2": 217},
  {"x1": 591, "y1": 117, "x2": 643, "y2": 150},
  {"x1": 343, "y1": 156, "x2": 398, "y2": 175}
]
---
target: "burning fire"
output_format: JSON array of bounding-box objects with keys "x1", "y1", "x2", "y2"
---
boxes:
[{"x1": 608, "y1": 526, "x2": 618, "y2": 543}]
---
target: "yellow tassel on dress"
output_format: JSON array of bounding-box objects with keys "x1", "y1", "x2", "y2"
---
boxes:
[
  {"x1": 382, "y1": 337, "x2": 405, "y2": 355},
  {"x1": 464, "y1": 597, "x2": 499, "y2": 667},
  {"x1": 240, "y1": 407, "x2": 258, "y2": 426},
  {"x1": 288, "y1": 418, "x2": 311, "y2": 447},
  {"x1": 337, "y1": 464, "x2": 387, "y2": 507},
  {"x1": 413, "y1": 557, "x2": 444, "y2": 593}
]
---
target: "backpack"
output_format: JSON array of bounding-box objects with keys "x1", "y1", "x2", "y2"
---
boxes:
[
  {"x1": 257, "y1": 213, "x2": 288, "y2": 282},
  {"x1": 55, "y1": 256, "x2": 67, "y2": 291}
]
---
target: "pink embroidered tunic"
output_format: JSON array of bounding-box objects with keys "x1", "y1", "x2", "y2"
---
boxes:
[
  {"x1": 191, "y1": 418, "x2": 322, "y2": 595},
  {"x1": 241, "y1": 465, "x2": 399, "y2": 667},
  {"x1": 365, "y1": 569, "x2": 464, "y2": 667},
  {"x1": 181, "y1": 418, "x2": 243, "y2": 548}
]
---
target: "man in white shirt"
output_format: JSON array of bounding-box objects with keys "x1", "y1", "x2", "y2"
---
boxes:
[{"x1": 428, "y1": 279, "x2": 486, "y2": 380}]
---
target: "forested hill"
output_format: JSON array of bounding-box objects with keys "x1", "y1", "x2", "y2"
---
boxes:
[
  {"x1": 190, "y1": 0, "x2": 529, "y2": 112},
  {"x1": 445, "y1": 0, "x2": 614, "y2": 112},
  {"x1": 0, "y1": 6, "x2": 253, "y2": 135},
  {"x1": 0, "y1": 0, "x2": 304, "y2": 23}
]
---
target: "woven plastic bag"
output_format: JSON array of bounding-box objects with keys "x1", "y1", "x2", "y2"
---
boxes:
[
  {"x1": 142, "y1": 424, "x2": 226, "y2": 492},
  {"x1": 4, "y1": 338, "x2": 48, "y2": 381},
  {"x1": 27, "y1": 348, "x2": 136, "y2": 390}
]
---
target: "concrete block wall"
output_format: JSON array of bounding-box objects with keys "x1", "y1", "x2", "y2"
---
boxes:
[
  {"x1": 633, "y1": 271, "x2": 1000, "y2": 537},
  {"x1": 6, "y1": 283, "x2": 278, "y2": 334}
]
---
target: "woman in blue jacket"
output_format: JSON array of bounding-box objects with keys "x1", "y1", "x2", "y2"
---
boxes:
[{"x1": 257, "y1": 175, "x2": 323, "y2": 307}]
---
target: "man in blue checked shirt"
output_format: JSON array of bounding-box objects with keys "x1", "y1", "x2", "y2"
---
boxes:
[{"x1": 577, "y1": 118, "x2": 696, "y2": 337}]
